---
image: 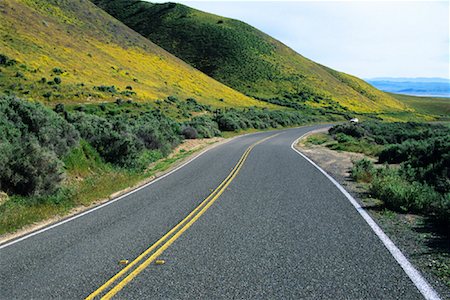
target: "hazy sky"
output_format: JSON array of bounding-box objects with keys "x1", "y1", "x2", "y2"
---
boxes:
[{"x1": 148, "y1": 1, "x2": 449, "y2": 79}]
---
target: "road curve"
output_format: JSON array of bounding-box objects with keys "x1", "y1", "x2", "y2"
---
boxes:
[{"x1": 0, "y1": 126, "x2": 431, "y2": 299}]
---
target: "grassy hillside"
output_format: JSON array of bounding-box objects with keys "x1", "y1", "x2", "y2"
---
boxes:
[
  {"x1": 0, "y1": 0, "x2": 270, "y2": 108},
  {"x1": 389, "y1": 93, "x2": 450, "y2": 120},
  {"x1": 91, "y1": 0, "x2": 409, "y2": 115}
]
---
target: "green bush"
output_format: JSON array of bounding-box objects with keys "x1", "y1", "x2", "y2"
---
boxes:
[
  {"x1": 181, "y1": 126, "x2": 198, "y2": 139},
  {"x1": 0, "y1": 96, "x2": 79, "y2": 196},
  {"x1": 351, "y1": 159, "x2": 374, "y2": 183},
  {"x1": 0, "y1": 54, "x2": 17, "y2": 66},
  {"x1": 1, "y1": 96, "x2": 78, "y2": 156},
  {"x1": 184, "y1": 115, "x2": 220, "y2": 138},
  {"x1": 370, "y1": 167, "x2": 440, "y2": 213},
  {"x1": 0, "y1": 140, "x2": 64, "y2": 196},
  {"x1": 335, "y1": 133, "x2": 355, "y2": 143},
  {"x1": 215, "y1": 112, "x2": 241, "y2": 131},
  {"x1": 94, "y1": 85, "x2": 117, "y2": 94},
  {"x1": 52, "y1": 67, "x2": 64, "y2": 75},
  {"x1": 66, "y1": 108, "x2": 180, "y2": 169},
  {"x1": 67, "y1": 112, "x2": 141, "y2": 167},
  {"x1": 329, "y1": 123, "x2": 366, "y2": 138}
]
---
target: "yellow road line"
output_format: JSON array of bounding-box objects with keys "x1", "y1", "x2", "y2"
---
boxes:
[
  {"x1": 86, "y1": 149, "x2": 248, "y2": 299},
  {"x1": 86, "y1": 133, "x2": 279, "y2": 300}
]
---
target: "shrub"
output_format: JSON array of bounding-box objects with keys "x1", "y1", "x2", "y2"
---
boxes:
[
  {"x1": 167, "y1": 95, "x2": 178, "y2": 103},
  {"x1": 53, "y1": 77, "x2": 62, "y2": 85},
  {"x1": 52, "y1": 67, "x2": 64, "y2": 75},
  {"x1": 329, "y1": 123, "x2": 366, "y2": 138},
  {"x1": 184, "y1": 115, "x2": 220, "y2": 138},
  {"x1": 0, "y1": 96, "x2": 79, "y2": 196},
  {"x1": 67, "y1": 112, "x2": 140, "y2": 167},
  {"x1": 335, "y1": 133, "x2": 355, "y2": 143},
  {"x1": 370, "y1": 167, "x2": 439, "y2": 213},
  {"x1": 0, "y1": 54, "x2": 17, "y2": 66},
  {"x1": 54, "y1": 103, "x2": 65, "y2": 114},
  {"x1": 182, "y1": 126, "x2": 198, "y2": 139},
  {"x1": 351, "y1": 158, "x2": 374, "y2": 183},
  {"x1": 215, "y1": 113, "x2": 241, "y2": 131},
  {"x1": 94, "y1": 85, "x2": 117, "y2": 94},
  {"x1": 0, "y1": 140, "x2": 64, "y2": 196},
  {"x1": 0, "y1": 54, "x2": 9, "y2": 65},
  {"x1": 67, "y1": 109, "x2": 180, "y2": 168},
  {"x1": 0, "y1": 96, "x2": 79, "y2": 156}
]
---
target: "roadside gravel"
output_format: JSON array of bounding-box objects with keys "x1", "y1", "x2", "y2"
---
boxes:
[{"x1": 295, "y1": 129, "x2": 450, "y2": 298}]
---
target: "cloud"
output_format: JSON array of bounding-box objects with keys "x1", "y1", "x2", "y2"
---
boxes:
[{"x1": 146, "y1": 1, "x2": 450, "y2": 79}]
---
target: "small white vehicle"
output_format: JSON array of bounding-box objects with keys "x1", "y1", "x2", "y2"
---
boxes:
[{"x1": 349, "y1": 118, "x2": 359, "y2": 124}]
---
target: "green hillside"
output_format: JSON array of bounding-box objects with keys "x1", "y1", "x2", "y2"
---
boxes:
[
  {"x1": 0, "y1": 0, "x2": 270, "y2": 108},
  {"x1": 90, "y1": 0, "x2": 409, "y2": 115},
  {"x1": 389, "y1": 93, "x2": 450, "y2": 121}
]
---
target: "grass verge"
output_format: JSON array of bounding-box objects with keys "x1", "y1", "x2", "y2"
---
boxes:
[{"x1": 0, "y1": 142, "x2": 204, "y2": 236}]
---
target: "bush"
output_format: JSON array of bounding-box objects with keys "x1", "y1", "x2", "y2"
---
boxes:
[
  {"x1": 0, "y1": 96, "x2": 79, "y2": 156},
  {"x1": 54, "y1": 103, "x2": 65, "y2": 114},
  {"x1": 67, "y1": 113, "x2": 141, "y2": 167},
  {"x1": 215, "y1": 112, "x2": 241, "y2": 131},
  {"x1": 335, "y1": 133, "x2": 355, "y2": 143},
  {"x1": 0, "y1": 96, "x2": 79, "y2": 196},
  {"x1": 184, "y1": 115, "x2": 220, "y2": 138},
  {"x1": 0, "y1": 140, "x2": 64, "y2": 196},
  {"x1": 351, "y1": 159, "x2": 374, "y2": 183},
  {"x1": 329, "y1": 123, "x2": 366, "y2": 138},
  {"x1": 0, "y1": 54, "x2": 17, "y2": 66},
  {"x1": 53, "y1": 77, "x2": 62, "y2": 85},
  {"x1": 167, "y1": 95, "x2": 178, "y2": 103},
  {"x1": 94, "y1": 85, "x2": 117, "y2": 94},
  {"x1": 370, "y1": 167, "x2": 439, "y2": 213},
  {"x1": 379, "y1": 136, "x2": 450, "y2": 194},
  {"x1": 182, "y1": 126, "x2": 198, "y2": 139},
  {"x1": 52, "y1": 67, "x2": 64, "y2": 75},
  {"x1": 67, "y1": 109, "x2": 181, "y2": 168}
]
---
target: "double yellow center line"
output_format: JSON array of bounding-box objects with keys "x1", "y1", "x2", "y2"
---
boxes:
[{"x1": 86, "y1": 134, "x2": 279, "y2": 299}]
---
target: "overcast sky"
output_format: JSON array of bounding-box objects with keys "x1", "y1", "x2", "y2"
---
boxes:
[{"x1": 148, "y1": 1, "x2": 449, "y2": 79}]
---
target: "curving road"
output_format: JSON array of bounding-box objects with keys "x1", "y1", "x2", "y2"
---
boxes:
[{"x1": 0, "y1": 126, "x2": 435, "y2": 299}]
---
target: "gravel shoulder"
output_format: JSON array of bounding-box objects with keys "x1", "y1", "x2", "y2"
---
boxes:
[{"x1": 295, "y1": 128, "x2": 450, "y2": 298}]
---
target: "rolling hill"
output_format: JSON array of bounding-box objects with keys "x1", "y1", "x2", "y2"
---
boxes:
[
  {"x1": 0, "y1": 0, "x2": 269, "y2": 108},
  {"x1": 90, "y1": 0, "x2": 409, "y2": 115}
]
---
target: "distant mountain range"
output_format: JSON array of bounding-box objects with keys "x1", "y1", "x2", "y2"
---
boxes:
[{"x1": 366, "y1": 78, "x2": 450, "y2": 97}]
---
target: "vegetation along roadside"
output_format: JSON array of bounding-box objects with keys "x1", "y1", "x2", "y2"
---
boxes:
[
  {"x1": 298, "y1": 121, "x2": 449, "y2": 294},
  {"x1": 0, "y1": 94, "x2": 332, "y2": 237}
]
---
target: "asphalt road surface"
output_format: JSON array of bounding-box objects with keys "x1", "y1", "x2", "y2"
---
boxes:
[{"x1": 0, "y1": 126, "x2": 434, "y2": 299}]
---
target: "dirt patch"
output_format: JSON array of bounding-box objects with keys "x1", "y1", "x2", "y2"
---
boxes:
[
  {"x1": 0, "y1": 137, "x2": 225, "y2": 245},
  {"x1": 170, "y1": 137, "x2": 223, "y2": 158},
  {"x1": 295, "y1": 129, "x2": 450, "y2": 297}
]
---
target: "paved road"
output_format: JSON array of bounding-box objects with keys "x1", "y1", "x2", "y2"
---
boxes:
[{"x1": 0, "y1": 126, "x2": 428, "y2": 299}]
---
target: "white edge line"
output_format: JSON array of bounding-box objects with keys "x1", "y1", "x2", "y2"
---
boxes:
[
  {"x1": 290, "y1": 132, "x2": 441, "y2": 300},
  {"x1": 0, "y1": 132, "x2": 257, "y2": 250}
]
